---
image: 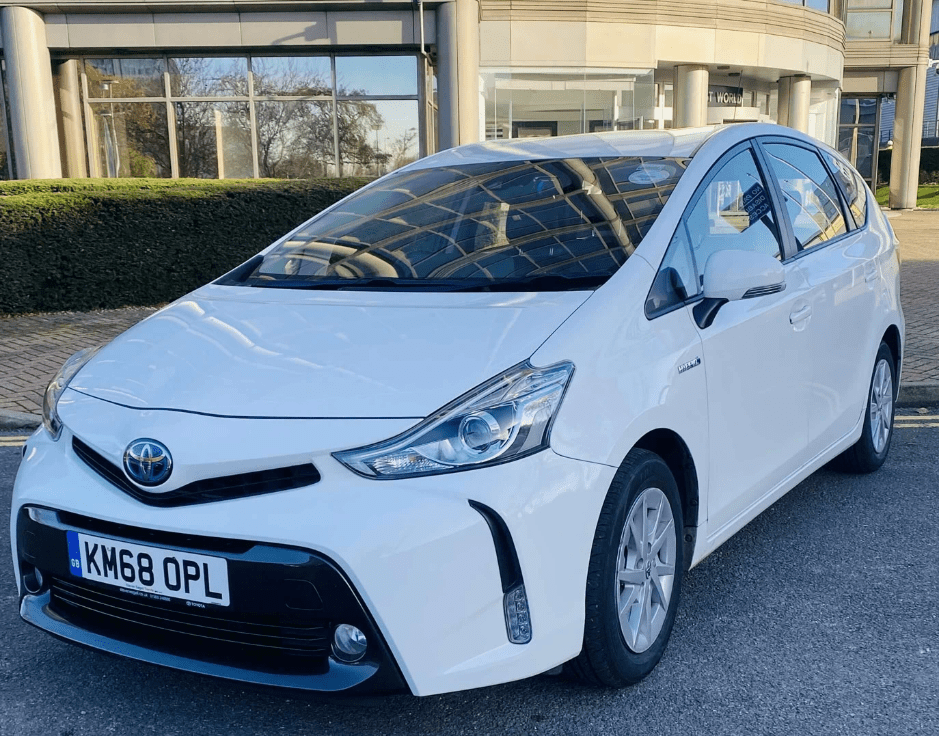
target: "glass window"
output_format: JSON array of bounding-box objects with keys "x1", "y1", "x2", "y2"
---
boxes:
[
  {"x1": 85, "y1": 58, "x2": 166, "y2": 98},
  {"x1": 646, "y1": 223, "x2": 700, "y2": 317},
  {"x1": 763, "y1": 143, "x2": 847, "y2": 251},
  {"x1": 337, "y1": 100, "x2": 419, "y2": 176},
  {"x1": 684, "y1": 148, "x2": 783, "y2": 275},
  {"x1": 335, "y1": 56, "x2": 417, "y2": 97},
  {"x1": 255, "y1": 101, "x2": 335, "y2": 178},
  {"x1": 226, "y1": 157, "x2": 689, "y2": 290},
  {"x1": 174, "y1": 102, "x2": 253, "y2": 179},
  {"x1": 251, "y1": 57, "x2": 333, "y2": 97},
  {"x1": 823, "y1": 151, "x2": 869, "y2": 227},
  {"x1": 168, "y1": 58, "x2": 248, "y2": 97},
  {"x1": 846, "y1": 11, "x2": 893, "y2": 38},
  {"x1": 482, "y1": 68, "x2": 656, "y2": 140},
  {"x1": 90, "y1": 102, "x2": 171, "y2": 177}
]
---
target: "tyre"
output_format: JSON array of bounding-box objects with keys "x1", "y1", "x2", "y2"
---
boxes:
[
  {"x1": 570, "y1": 448, "x2": 684, "y2": 687},
  {"x1": 833, "y1": 341, "x2": 896, "y2": 474}
]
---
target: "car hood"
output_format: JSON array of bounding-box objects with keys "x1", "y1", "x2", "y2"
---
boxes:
[{"x1": 70, "y1": 285, "x2": 592, "y2": 419}]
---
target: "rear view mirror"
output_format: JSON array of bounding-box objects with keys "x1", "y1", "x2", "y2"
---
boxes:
[{"x1": 694, "y1": 250, "x2": 786, "y2": 328}]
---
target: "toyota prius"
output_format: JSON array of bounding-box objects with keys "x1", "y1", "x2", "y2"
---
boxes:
[{"x1": 11, "y1": 123, "x2": 903, "y2": 696}]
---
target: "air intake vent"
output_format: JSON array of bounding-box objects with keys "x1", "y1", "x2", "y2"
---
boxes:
[{"x1": 72, "y1": 437, "x2": 320, "y2": 507}]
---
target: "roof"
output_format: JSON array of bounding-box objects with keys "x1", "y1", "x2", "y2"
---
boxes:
[{"x1": 409, "y1": 127, "x2": 722, "y2": 170}]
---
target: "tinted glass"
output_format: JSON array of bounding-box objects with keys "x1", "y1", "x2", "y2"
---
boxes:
[
  {"x1": 763, "y1": 143, "x2": 847, "y2": 251},
  {"x1": 231, "y1": 157, "x2": 689, "y2": 290},
  {"x1": 85, "y1": 58, "x2": 166, "y2": 98},
  {"x1": 90, "y1": 102, "x2": 171, "y2": 177},
  {"x1": 823, "y1": 150, "x2": 869, "y2": 227},
  {"x1": 168, "y1": 58, "x2": 248, "y2": 97},
  {"x1": 683, "y1": 148, "x2": 783, "y2": 276},
  {"x1": 646, "y1": 222, "x2": 700, "y2": 317},
  {"x1": 335, "y1": 56, "x2": 417, "y2": 96},
  {"x1": 252, "y1": 57, "x2": 333, "y2": 96}
]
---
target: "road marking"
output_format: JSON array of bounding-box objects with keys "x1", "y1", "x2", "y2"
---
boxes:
[
  {"x1": 894, "y1": 422, "x2": 939, "y2": 428},
  {"x1": 0, "y1": 435, "x2": 29, "y2": 447},
  {"x1": 896, "y1": 414, "x2": 939, "y2": 420}
]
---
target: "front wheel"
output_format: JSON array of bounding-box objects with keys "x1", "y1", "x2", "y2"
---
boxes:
[
  {"x1": 833, "y1": 341, "x2": 896, "y2": 474},
  {"x1": 570, "y1": 448, "x2": 684, "y2": 686}
]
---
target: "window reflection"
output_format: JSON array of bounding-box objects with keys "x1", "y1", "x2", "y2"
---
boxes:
[
  {"x1": 337, "y1": 100, "x2": 419, "y2": 176},
  {"x1": 85, "y1": 58, "x2": 166, "y2": 98},
  {"x1": 175, "y1": 102, "x2": 252, "y2": 178},
  {"x1": 90, "y1": 102, "x2": 170, "y2": 177},
  {"x1": 335, "y1": 56, "x2": 417, "y2": 96},
  {"x1": 482, "y1": 68, "x2": 656, "y2": 140},
  {"x1": 168, "y1": 58, "x2": 248, "y2": 97},
  {"x1": 252, "y1": 57, "x2": 332, "y2": 96},
  {"x1": 255, "y1": 101, "x2": 335, "y2": 178}
]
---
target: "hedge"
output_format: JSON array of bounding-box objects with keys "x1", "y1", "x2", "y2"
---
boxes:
[
  {"x1": 878, "y1": 146, "x2": 939, "y2": 185},
  {"x1": 0, "y1": 178, "x2": 369, "y2": 314}
]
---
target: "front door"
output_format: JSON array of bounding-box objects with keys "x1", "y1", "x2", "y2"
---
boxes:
[{"x1": 682, "y1": 144, "x2": 812, "y2": 535}]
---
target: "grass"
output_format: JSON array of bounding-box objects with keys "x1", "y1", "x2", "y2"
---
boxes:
[{"x1": 875, "y1": 185, "x2": 939, "y2": 208}]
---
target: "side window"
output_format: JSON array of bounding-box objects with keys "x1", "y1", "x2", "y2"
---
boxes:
[
  {"x1": 683, "y1": 147, "x2": 783, "y2": 278},
  {"x1": 763, "y1": 143, "x2": 847, "y2": 252},
  {"x1": 645, "y1": 222, "x2": 700, "y2": 317},
  {"x1": 823, "y1": 150, "x2": 868, "y2": 228}
]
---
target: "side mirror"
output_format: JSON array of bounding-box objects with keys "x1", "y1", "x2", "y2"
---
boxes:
[{"x1": 694, "y1": 250, "x2": 786, "y2": 329}]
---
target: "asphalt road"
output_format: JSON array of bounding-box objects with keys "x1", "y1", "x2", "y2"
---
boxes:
[{"x1": 0, "y1": 420, "x2": 936, "y2": 736}]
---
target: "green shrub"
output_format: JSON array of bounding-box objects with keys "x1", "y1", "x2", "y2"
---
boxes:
[{"x1": 0, "y1": 177, "x2": 368, "y2": 314}]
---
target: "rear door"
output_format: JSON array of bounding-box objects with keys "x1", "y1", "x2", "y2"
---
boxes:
[
  {"x1": 682, "y1": 143, "x2": 813, "y2": 535},
  {"x1": 758, "y1": 138, "x2": 879, "y2": 454}
]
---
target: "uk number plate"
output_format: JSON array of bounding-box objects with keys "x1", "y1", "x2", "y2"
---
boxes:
[{"x1": 66, "y1": 531, "x2": 230, "y2": 607}]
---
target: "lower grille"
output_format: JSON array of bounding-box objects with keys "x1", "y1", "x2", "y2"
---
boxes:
[{"x1": 49, "y1": 576, "x2": 331, "y2": 675}]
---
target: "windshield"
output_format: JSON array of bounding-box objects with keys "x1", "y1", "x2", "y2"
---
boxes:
[{"x1": 223, "y1": 156, "x2": 689, "y2": 291}]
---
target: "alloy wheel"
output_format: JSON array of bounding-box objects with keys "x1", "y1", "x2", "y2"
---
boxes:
[
  {"x1": 869, "y1": 358, "x2": 893, "y2": 454},
  {"x1": 615, "y1": 487, "x2": 677, "y2": 654}
]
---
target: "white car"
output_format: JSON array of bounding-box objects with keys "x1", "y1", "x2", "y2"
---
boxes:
[{"x1": 11, "y1": 123, "x2": 902, "y2": 696}]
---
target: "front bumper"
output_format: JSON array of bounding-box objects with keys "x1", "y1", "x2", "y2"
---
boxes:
[
  {"x1": 16, "y1": 506, "x2": 405, "y2": 692},
  {"x1": 12, "y1": 396, "x2": 616, "y2": 695}
]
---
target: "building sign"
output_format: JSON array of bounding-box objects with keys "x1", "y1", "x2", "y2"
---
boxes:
[{"x1": 708, "y1": 86, "x2": 744, "y2": 107}]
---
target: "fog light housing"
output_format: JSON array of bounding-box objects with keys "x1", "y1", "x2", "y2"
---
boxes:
[
  {"x1": 504, "y1": 584, "x2": 532, "y2": 644},
  {"x1": 22, "y1": 566, "x2": 44, "y2": 595},
  {"x1": 332, "y1": 624, "x2": 368, "y2": 663}
]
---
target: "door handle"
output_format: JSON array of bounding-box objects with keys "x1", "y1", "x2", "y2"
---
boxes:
[{"x1": 789, "y1": 305, "x2": 812, "y2": 324}]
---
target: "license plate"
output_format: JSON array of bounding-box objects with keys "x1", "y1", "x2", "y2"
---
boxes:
[{"x1": 66, "y1": 531, "x2": 230, "y2": 607}]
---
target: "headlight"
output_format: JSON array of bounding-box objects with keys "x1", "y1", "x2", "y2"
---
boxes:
[
  {"x1": 333, "y1": 361, "x2": 574, "y2": 479},
  {"x1": 42, "y1": 346, "x2": 102, "y2": 440}
]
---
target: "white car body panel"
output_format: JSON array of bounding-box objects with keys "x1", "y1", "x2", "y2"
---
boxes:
[
  {"x1": 10, "y1": 123, "x2": 905, "y2": 696},
  {"x1": 70, "y1": 286, "x2": 591, "y2": 418}
]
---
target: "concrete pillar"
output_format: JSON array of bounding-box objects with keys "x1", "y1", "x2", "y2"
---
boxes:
[
  {"x1": 673, "y1": 65, "x2": 708, "y2": 128},
  {"x1": 889, "y1": 0, "x2": 932, "y2": 208},
  {"x1": 890, "y1": 65, "x2": 927, "y2": 208},
  {"x1": 776, "y1": 77, "x2": 791, "y2": 127},
  {"x1": 54, "y1": 60, "x2": 87, "y2": 178},
  {"x1": 788, "y1": 75, "x2": 812, "y2": 134},
  {"x1": 456, "y1": 0, "x2": 480, "y2": 145},
  {"x1": 436, "y1": 2, "x2": 459, "y2": 149},
  {"x1": 0, "y1": 7, "x2": 62, "y2": 179},
  {"x1": 435, "y1": 0, "x2": 479, "y2": 149}
]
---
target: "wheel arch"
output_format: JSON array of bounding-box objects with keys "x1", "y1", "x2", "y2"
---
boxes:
[
  {"x1": 881, "y1": 324, "x2": 902, "y2": 389},
  {"x1": 632, "y1": 428, "x2": 699, "y2": 571}
]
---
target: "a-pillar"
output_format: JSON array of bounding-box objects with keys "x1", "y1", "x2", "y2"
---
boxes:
[
  {"x1": 673, "y1": 65, "x2": 709, "y2": 128},
  {"x1": 55, "y1": 60, "x2": 87, "y2": 178},
  {"x1": 435, "y1": 0, "x2": 480, "y2": 150},
  {"x1": 0, "y1": 7, "x2": 62, "y2": 179},
  {"x1": 778, "y1": 75, "x2": 811, "y2": 133}
]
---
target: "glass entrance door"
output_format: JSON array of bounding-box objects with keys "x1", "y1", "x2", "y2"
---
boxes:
[{"x1": 838, "y1": 97, "x2": 880, "y2": 188}]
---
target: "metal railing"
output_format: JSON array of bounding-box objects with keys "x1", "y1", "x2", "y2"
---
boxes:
[{"x1": 880, "y1": 119, "x2": 939, "y2": 146}]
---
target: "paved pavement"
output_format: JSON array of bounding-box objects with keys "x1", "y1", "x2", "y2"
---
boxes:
[
  {"x1": 0, "y1": 209, "x2": 937, "y2": 426},
  {"x1": 1, "y1": 413, "x2": 937, "y2": 735}
]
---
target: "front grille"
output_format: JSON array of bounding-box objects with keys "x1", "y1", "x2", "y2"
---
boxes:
[
  {"x1": 72, "y1": 437, "x2": 321, "y2": 507},
  {"x1": 48, "y1": 575, "x2": 331, "y2": 674}
]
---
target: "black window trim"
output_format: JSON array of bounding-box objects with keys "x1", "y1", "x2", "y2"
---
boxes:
[
  {"x1": 753, "y1": 135, "x2": 856, "y2": 263},
  {"x1": 645, "y1": 137, "x2": 784, "y2": 321}
]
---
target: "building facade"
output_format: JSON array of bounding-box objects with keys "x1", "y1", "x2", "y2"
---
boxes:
[{"x1": 0, "y1": 0, "x2": 934, "y2": 207}]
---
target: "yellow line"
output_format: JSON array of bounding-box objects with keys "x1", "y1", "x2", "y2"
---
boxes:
[
  {"x1": 896, "y1": 415, "x2": 939, "y2": 420},
  {"x1": 895, "y1": 422, "x2": 939, "y2": 428},
  {"x1": 0, "y1": 442, "x2": 25, "y2": 447}
]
